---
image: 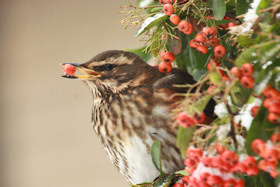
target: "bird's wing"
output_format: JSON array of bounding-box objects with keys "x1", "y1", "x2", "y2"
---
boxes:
[{"x1": 152, "y1": 68, "x2": 216, "y2": 119}]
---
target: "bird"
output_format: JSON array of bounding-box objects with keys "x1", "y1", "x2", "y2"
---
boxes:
[{"x1": 62, "y1": 50, "x2": 215, "y2": 185}]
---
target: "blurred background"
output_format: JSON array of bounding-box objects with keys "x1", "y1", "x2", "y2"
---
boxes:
[{"x1": 0, "y1": 0, "x2": 141, "y2": 186}]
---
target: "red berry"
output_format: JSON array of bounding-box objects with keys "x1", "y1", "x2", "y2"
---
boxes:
[
  {"x1": 193, "y1": 112, "x2": 206, "y2": 123},
  {"x1": 268, "y1": 103, "x2": 280, "y2": 115},
  {"x1": 223, "y1": 16, "x2": 232, "y2": 20},
  {"x1": 221, "y1": 150, "x2": 238, "y2": 166},
  {"x1": 178, "y1": 20, "x2": 193, "y2": 35},
  {"x1": 270, "y1": 170, "x2": 280, "y2": 178},
  {"x1": 205, "y1": 37, "x2": 219, "y2": 47},
  {"x1": 202, "y1": 27, "x2": 216, "y2": 38},
  {"x1": 200, "y1": 172, "x2": 210, "y2": 183},
  {"x1": 240, "y1": 76, "x2": 255, "y2": 89},
  {"x1": 202, "y1": 157, "x2": 213, "y2": 167},
  {"x1": 214, "y1": 45, "x2": 226, "y2": 57},
  {"x1": 223, "y1": 178, "x2": 236, "y2": 187},
  {"x1": 263, "y1": 98, "x2": 275, "y2": 108},
  {"x1": 207, "y1": 175, "x2": 223, "y2": 186},
  {"x1": 251, "y1": 139, "x2": 266, "y2": 155},
  {"x1": 250, "y1": 106, "x2": 259, "y2": 117},
  {"x1": 184, "y1": 158, "x2": 197, "y2": 167},
  {"x1": 163, "y1": 4, "x2": 174, "y2": 16},
  {"x1": 243, "y1": 156, "x2": 256, "y2": 168},
  {"x1": 206, "y1": 60, "x2": 219, "y2": 70},
  {"x1": 173, "y1": 183, "x2": 184, "y2": 187},
  {"x1": 214, "y1": 144, "x2": 225, "y2": 154},
  {"x1": 169, "y1": 14, "x2": 180, "y2": 25},
  {"x1": 235, "y1": 179, "x2": 245, "y2": 187},
  {"x1": 230, "y1": 67, "x2": 242, "y2": 78},
  {"x1": 187, "y1": 148, "x2": 203, "y2": 162},
  {"x1": 258, "y1": 159, "x2": 277, "y2": 172},
  {"x1": 211, "y1": 156, "x2": 223, "y2": 168},
  {"x1": 219, "y1": 162, "x2": 231, "y2": 173},
  {"x1": 263, "y1": 148, "x2": 279, "y2": 163},
  {"x1": 270, "y1": 112, "x2": 280, "y2": 124},
  {"x1": 242, "y1": 63, "x2": 254, "y2": 76},
  {"x1": 270, "y1": 133, "x2": 280, "y2": 143},
  {"x1": 161, "y1": 51, "x2": 175, "y2": 63},
  {"x1": 232, "y1": 162, "x2": 247, "y2": 173},
  {"x1": 264, "y1": 87, "x2": 280, "y2": 99},
  {"x1": 182, "y1": 176, "x2": 189, "y2": 184},
  {"x1": 227, "y1": 22, "x2": 237, "y2": 27},
  {"x1": 189, "y1": 39, "x2": 198, "y2": 48},
  {"x1": 196, "y1": 45, "x2": 208, "y2": 54},
  {"x1": 195, "y1": 33, "x2": 206, "y2": 43},
  {"x1": 177, "y1": 112, "x2": 196, "y2": 128},
  {"x1": 62, "y1": 64, "x2": 76, "y2": 76},
  {"x1": 158, "y1": 61, "x2": 172, "y2": 73},
  {"x1": 246, "y1": 166, "x2": 260, "y2": 175}
]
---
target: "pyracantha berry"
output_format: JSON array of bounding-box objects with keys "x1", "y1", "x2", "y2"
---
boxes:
[
  {"x1": 242, "y1": 63, "x2": 254, "y2": 76},
  {"x1": 227, "y1": 22, "x2": 237, "y2": 27},
  {"x1": 264, "y1": 87, "x2": 280, "y2": 99},
  {"x1": 214, "y1": 45, "x2": 226, "y2": 57},
  {"x1": 177, "y1": 112, "x2": 196, "y2": 128},
  {"x1": 223, "y1": 178, "x2": 236, "y2": 187},
  {"x1": 207, "y1": 60, "x2": 219, "y2": 70},
  {"x1": 189, "y1": 40, "x2": 199, "y2": 48},
  {"x1": 202, "y1": 27, "x2": 216, "y2": 38},
  {"x1": 169, "y1": 14, "x2": 180, "y2": 25},
  {"x1": 161, "y1": 51, "x2": 175, "y2": 63},
  {"x1": 270, "y1": 133, "x2": 280, "y2": 143},
  {"x1": 200, "y1": 172, "x2": 210, "y2": 183},
  {"x1": 268, "y1": 103, "x2": 280, "y2": 115},
  {"x1": 214, "y1": 144, "x2": 225, "y2": 154},
  {"x1": 158, "y1": 61, "x2": 172, "y2": 73},
  {"x1": 251, "y1": 139, "x2": 266, "y2": 155},
  {"x1": 178, "y1": 20, "x2": 193, "y2": 35},
  {"x1": 230, "y1": 67, "x2": 242, "y2": 78},
  {"x1": 62, "y1": 64, "x2": 76, "y2": 76},
  {"x1": 163, "y1": 4, "x2": 174, "y2": 16},
  {"x1": 221, "y1": 150, "x2": 238, "y2": 165},
  {"x1": 240, "y1": 76, "x2": 255, "y2": 89},
  {"x1": 172, "y1": 183, "x2": 184, "y2": 187},
  {"x1": 196, "y1": 45, "x2": 208, "y2": 54},
  {"x1": 250, "y1": 106, "x2": 259, "y2": 117},
  {"x1": 207, "y1": 175, "x2": 223, "y2": 186},
  {"x1": 193, "y1": 112, "x2": 206, "y2": 123},
  {"x1": 195, "y1": 33, "x2": 206, "y2": 43}
]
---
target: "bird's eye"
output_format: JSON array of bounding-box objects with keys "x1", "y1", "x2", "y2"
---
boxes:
[{"x1": 103, "y1": 64, "x2": 114, "y2": 71}]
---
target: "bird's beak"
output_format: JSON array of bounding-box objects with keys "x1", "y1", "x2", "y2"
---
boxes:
[{"x1": 61, "y1": 63, "x2": 101, "y2": 80}]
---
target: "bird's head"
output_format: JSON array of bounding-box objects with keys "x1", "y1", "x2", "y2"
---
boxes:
[{"x1": 62, "y1": 50, "x2": 157, "y2": 95}]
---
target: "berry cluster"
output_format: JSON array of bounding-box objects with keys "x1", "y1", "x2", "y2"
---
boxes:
[
  {"x1": 206, "y1": 16, "x2": 238, "y2": 30},
  {"x1": 174, "y1": 146, "x2": 251, "y2": 187},
  {"x1": 189, "y1": 27, "x2": 226, "y2": 57},
  {"x1": 252, "y1": 134, "x2": 280, "y2": 178},
  {"x1": 230, "y1": 63, "x2": 255, "y2": 89},
  {"x1": 158, "y1": 51, "x2": 175, "y2": 73},
  {"x1": 262, "y1": 85, "x2": 280, "y2": 124},
  {"x1": 176, "y1": 111, "x2": 206, "y2": 128}
]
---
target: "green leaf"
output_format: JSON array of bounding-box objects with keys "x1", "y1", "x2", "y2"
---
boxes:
[
  {"x1": 253, "y1": 70, "x2": 273, "y2": 96},
  {"x1": 237, "y1": 35, "x2": 255, "y2": 48},
  {"x1": 125, "y1": 46, "x2": 153, "y2": 62},
  {"x1": 235, "y1": 48, "x2": 258, "y2": 66},
  {"x1": 260, "y1": 41, "x2": 280, "y2": 62},
  {"x1": 236, "y1": 0, "x2": 253, "y2": 16},
  {"x1": 177, "y1": 126, "x2": 195, "y2": 158},
  {"x1": 153, "y1": 174, "x2": 174, "y2": 187},
  {"x1": 257, "y1": 0, "x2": 271, "y2": 10},
  {"x1": 212, "y1": 0, "x2": 226, "y2": 20},
  {"x1": 150, "y1": 7, "x2": 163, "y2": 13},
  {"x1": 151, "y1": 140, "x2": 164, "y2": 177},
  {"x1": 136, "y1": 13, "x2": 168, "y2": 36}
]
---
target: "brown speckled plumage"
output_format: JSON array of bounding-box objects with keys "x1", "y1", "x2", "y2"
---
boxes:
[{"x1": 65, "y1": 50, "x2": 215, "y2": 185}]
